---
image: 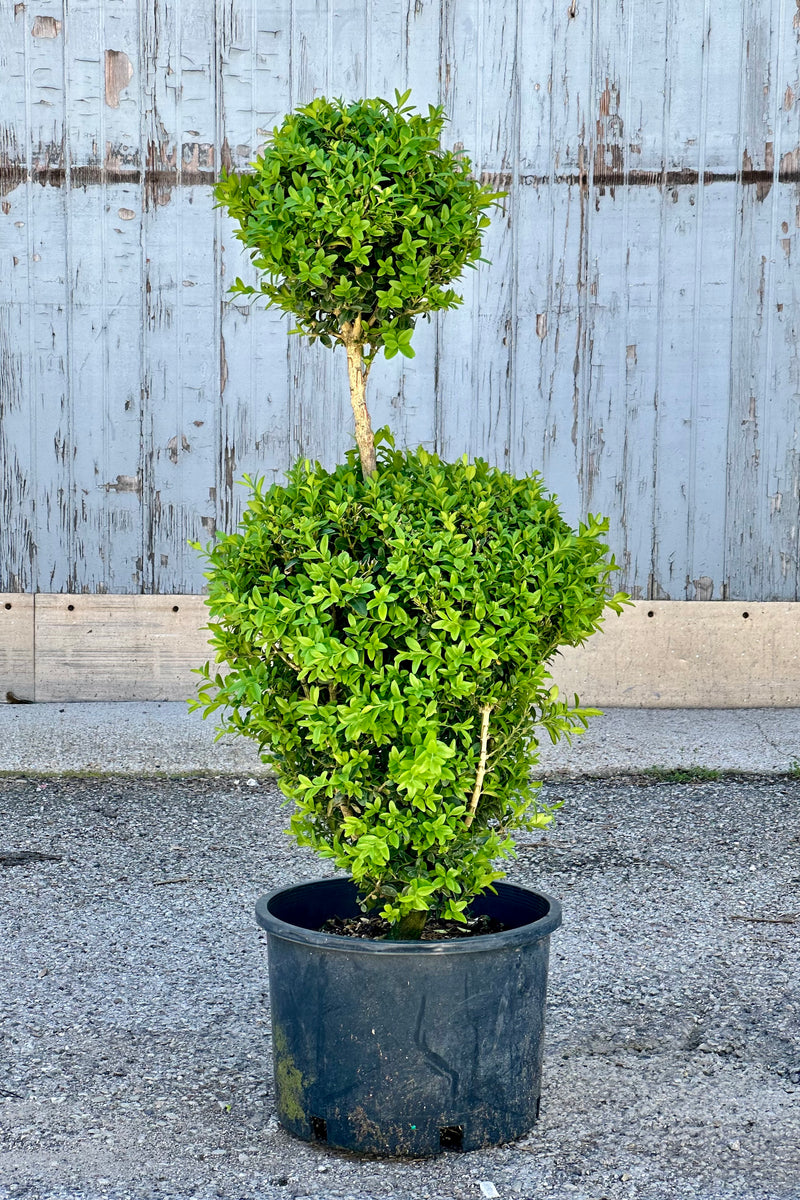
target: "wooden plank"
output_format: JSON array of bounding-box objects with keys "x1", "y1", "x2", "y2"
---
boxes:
[
  {"x1": 509, "y1": 0, "x2": 553, "y2": 479},
  {"x1": 30, "y1": 198, "x2": 73, "y2": 593},
  {"x1": 725, "y1": 0, "x2": 800, "y2": 602},
  {"x1": 580, "y1": 0, "x2": 661, "y2": 595},
  {"x1": 215, "y1": 0, "x2": 293, "y2": 535},
  {"x1": 67, "y1": 181, "x2": 146, "y2": 592},
  {"x1": 66, "y1": 0, "x2": 144, "y2": 592},
  {"x1": 360, "y1": 0, "x2": 412, "y2": 457},
  {"x1": 651, "y1": 187, "x2": 699, "y2": 599},
  {"x1": 34, "y1": 594, "x2": 211, "y2": 702},
  {"x1": 12, "y1": 4, "x2": 71, "y2": 593},
  {"x1": 613, "y1": 186, "x2": 662, "y2": 599},
  {"x1": 679, "y1": 0, "x2": 735, "y2": 603},
  {"x1": 0, "y1": 1, "x2": 28, "y2": 177},
  {"x1": 472, "y1": 0, "x2": 517, "y2": 469},
  {"x1": 288, "y1": 0, "x2": 347, "y2": 470},
  {"x1": 551, "y1": 600, "x2": 800, "y2": 708},
  {"x1": 0, "y1": 594, "x2": 35, "y2": 704},
  {"x1": 0, "y1": 285, "x2": 35, "y2": 592},
  {"x1": 0, "y1": 4, "x2": 37, "y2": 597},
  {"x1": 535, "y1": 181, "x2": 584, "y2": 529},
  {"x1": 726, "y1": 184, "x2": 800, "y2": 600},
  {"x1": 138, "y1": 0, "x2": 220, "y2": 591},
  {"x1": 650, "y1": 0, "x2": 735, "y2": 602},
  {"x1": 390, "y1": 0, "x2": 442, "y2": 455},
  {"x1": 436, "y1": 0, "x2": 481, "y2": 462}
]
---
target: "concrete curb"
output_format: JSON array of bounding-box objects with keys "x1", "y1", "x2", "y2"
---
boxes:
[{"x1": 2, "y1": 702, "x2": 798, "y2": 777}]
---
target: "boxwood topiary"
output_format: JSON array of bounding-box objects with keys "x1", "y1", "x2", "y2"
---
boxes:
[
  {"x1": 197, "y1": 90, "x2": 627, "y2": 939},
  {"x1": 193, "y1": 436, "x2": 626, "y2": 939}
]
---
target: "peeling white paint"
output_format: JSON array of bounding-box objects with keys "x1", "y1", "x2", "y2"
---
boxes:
[
  {"x1": 1, "y1": 0, "x2": 799, "y2": 600},
  {"x1": 31, "y1": 14, "x2": 60, "y2": 37}
]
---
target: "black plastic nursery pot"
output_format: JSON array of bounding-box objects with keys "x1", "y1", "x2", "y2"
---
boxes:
[{"x1": 255, "y1": 877, "x2": 562, "y2": 1156}]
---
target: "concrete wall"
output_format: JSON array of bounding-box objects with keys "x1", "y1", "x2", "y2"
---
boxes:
[{"x1": 3, "y1": 595, "x2": 799, "y2": 707}]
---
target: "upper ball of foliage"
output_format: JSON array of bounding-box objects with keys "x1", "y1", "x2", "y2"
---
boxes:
[
  {"x1": 214, "y1": 91, "x2": 501, "y2": 360},
  {"x1": 193, "y1": 439, "x2": 626, "y2": 931}
]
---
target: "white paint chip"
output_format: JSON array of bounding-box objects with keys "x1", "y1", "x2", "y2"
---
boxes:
[{"x1": 479, "y1": 1184, "x2": 500, "y2": 1199}]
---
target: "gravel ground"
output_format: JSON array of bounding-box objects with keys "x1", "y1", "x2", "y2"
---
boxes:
[{"x1": 0, "y1": 774, "x2": 798, "y2": 1200}]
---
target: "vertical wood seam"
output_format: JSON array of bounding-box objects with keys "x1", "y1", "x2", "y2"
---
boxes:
[
  {"x1": 213, "y1": 0, "x2": 223, "y2": 555},
  {"x1": 138, "y1": 0, "x2": 150, "y2": 593},
  {"x1": 288, "y1": 0, "x2": 296, "y2": 460},
  {"x1": 650, "y1": 0, "x2": 673, "y2": 598},
  {"x1": 686, "y1": 0, "x2": 713, "y2": 597},
  {"x1": 22, "y1": 0, "x2": 36, "y2": 592},
  {"x1": 766, "y1": 0, "x2": 788, "y2": 596},
  {"x1": 620, "y1": 0, "x2": 634, "y2": 580},
  {"x1": 723, "y1": 0, "x2": 752, "y2": 602},
  {"x1": 509, "y1": 0, "x2": 521, "y2": 475},
  {"x1": 434, "y1": 0, "x2": 446, "y2": 455},
  {"x1": 580, "y1": 0, "x2": 597, "y2": 505},
  {"x1": 62, "y1": 0, "x2": 75, "y2": 591},
  {"x1": 473, "y1": 0, "x2": 484, "y2": 460},
  {"x1": 175, "y1": 0, "x2": 186, "y2": 590}
]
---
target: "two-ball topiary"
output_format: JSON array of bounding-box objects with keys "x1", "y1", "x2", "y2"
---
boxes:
[{"x1": 196, "y1": 92, "x2": 627, "y2": 940}]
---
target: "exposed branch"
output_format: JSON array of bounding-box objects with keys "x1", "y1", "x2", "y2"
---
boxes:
[
  {"x1": 465, "y1": 704, "x2": 493, "y2": 829},
  {"x1": 342, "y1": 318, "x2": 377, "y2": 478},
  {"x1": 271, "y1": 643, "x2": 312, "y2": 698}
]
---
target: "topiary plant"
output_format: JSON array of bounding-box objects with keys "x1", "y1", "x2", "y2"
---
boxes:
[
  {"x1": 195, "y1": 91, "x2": 627, "y2": 939},
  {"x1": 213, "y1": 90, "x2": 500, "y2": 477},
  {"x1": 194, "y1": 442, "x2": 625, "y2": 939}
]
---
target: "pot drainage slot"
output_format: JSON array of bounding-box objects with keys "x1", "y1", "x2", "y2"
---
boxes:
[
  {"x1": 439, "y1": 1125, "x2": 463, "y2": 1151},
  {"x1": 311, "y1": 1116, "x2": 327, "y2": 1142}
]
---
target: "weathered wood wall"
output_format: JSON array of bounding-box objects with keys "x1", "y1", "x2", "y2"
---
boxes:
[{"x1": 1, "y1": 0, "x2": 799, "y2": 600}]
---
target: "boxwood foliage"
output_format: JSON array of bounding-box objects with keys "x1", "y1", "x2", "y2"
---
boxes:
[
  {"x1": 193, "y1": 437, "x2": 626, "y2": 937},
  {"x1": 214, "y1": 90, "x2": 500, "y2": 361}
]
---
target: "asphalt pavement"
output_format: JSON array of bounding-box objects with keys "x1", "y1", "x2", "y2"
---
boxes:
[{"x1": 0, "y1": 706, "x2": 798, "y2": 1200}]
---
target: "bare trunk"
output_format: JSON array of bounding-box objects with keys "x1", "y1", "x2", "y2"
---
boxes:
[
  {"x1": 386, "y1": 909, "x2": 427, "y2": 941},
  {"x1": 343, "y1": 320, "x2": 377, "y2": 479}
]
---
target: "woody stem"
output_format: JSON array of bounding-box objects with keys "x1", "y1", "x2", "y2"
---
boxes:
[{"x1": 342, "y1": 317, "x2": 377, "y2": 479}]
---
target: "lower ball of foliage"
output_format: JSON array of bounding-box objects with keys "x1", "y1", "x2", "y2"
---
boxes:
[{"x1": 193, "y1": 441, "x2": 625, "y2": 934}]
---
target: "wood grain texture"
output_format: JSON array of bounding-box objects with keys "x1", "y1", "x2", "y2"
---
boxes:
[{"x1": 1, "y1": 0, "x2": 799, "y2": 600}]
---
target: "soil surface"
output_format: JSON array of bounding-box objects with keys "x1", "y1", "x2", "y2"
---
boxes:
[
  {"x1": 319, "y1": 912, "x2": 507, "y2": 940},
  {"x1": 0, "y1": 774, "x2": 798, "y2": 1200}
]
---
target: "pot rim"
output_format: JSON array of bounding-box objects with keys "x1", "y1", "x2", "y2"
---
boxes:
[{"x1": 255, "y1": 876, "x2": 562, "y2": 955}]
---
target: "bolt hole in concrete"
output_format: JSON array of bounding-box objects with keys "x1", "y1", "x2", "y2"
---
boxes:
[
  {"x1": 743, "y1": 611, "x2": 750, "y2": 619},
  {"x1": 172, "y1": 605, "x2": 180, "y2": 612},
  {"x1": 647, "y1": 609, "x2": 655, "y2": 617},
  {"x1": 439, "y1": 1124, "x2": 464, "y2": 1151},
  {"x1": 67, "y1": 604, "x2": 74, "y2": 611},
  {"x1": 4, "y1": 602, "x2": 10, "y2": 610}
]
